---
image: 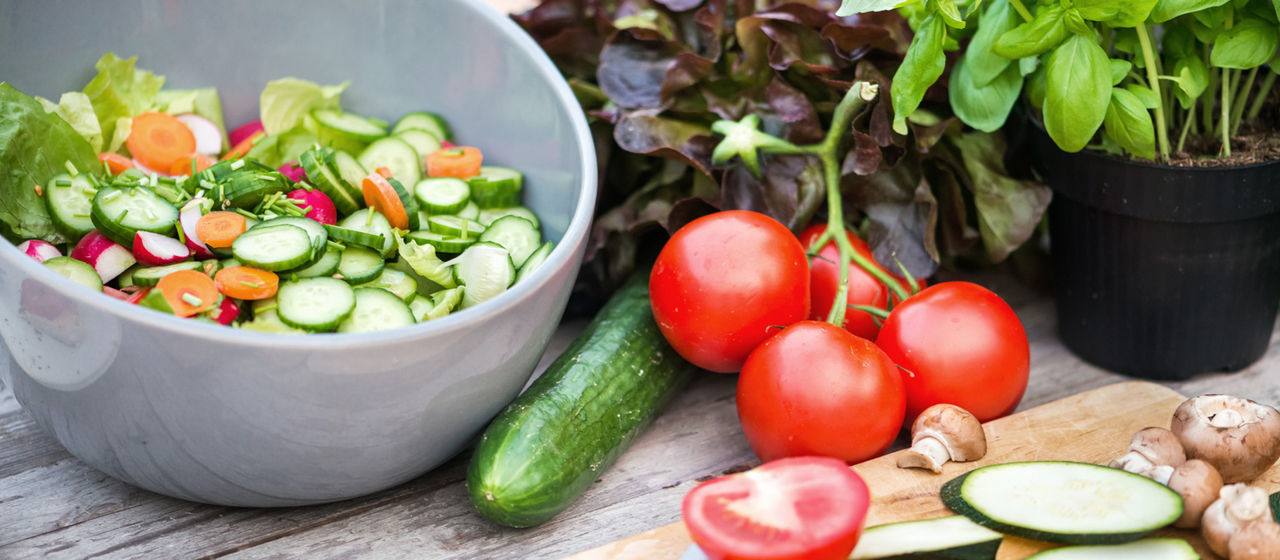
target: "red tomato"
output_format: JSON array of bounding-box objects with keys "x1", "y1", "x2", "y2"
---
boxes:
[
  {"x1": 650, "y1": 210, "x2": 809, "y2": 373},
  {"x1": 875, "y1": 281, "x2": 1029, "y2": 423},
  {"x1": 736, "y1": 320, "x2": 905, "y2": 463},
  {"x1": 682, "y1": 456, "x2": 870, "y2": 560},
  {"x1": 798, "y1": 225, "x2": 919, "y2": 341}
]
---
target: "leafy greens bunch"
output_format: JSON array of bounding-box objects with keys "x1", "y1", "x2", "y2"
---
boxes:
[
  {"x1": 513, "y1": 0, "x2": 1049, "y2": 304},
  {"x1": 838, "y1": 0, "x2": 1280, "y2": 161}
]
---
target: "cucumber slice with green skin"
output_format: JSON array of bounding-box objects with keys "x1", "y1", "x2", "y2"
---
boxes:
[
  {"x1": 1024, "y1": 538, "x2": 1198, "y2": 559},
  {"x1": 358, "y1": 136, "x2": 422, "y2": 186},
  {"x1": 514, "y1": 241, "x2": 555, "y2": 285},
  {"x1": 457, "y1": 200, "x2": 480, "y2": 220},
  {"x1": 467, "y1": 166, "x2": 523, "y2": 209},
  {"x1": 415, "y1": 177, "x2": 471, "y2": 214},
  {"x1": 385, "y1": 177, "x2": 421, "y2": 231},
  {"x1": 479, "y1": 215, "x2": 541, "y2": 269},
  {"x1": 44, "y1": 256, "x2": 103, "y2": 291},
  {"x1": 90, "y1": 185, "x2": 180, "y2": 246},
  {"x1": 215, "y1": 168, "x2": 292, "y2": 210},
  {"x1": 338, "y1": 208, "x2": 396, "y2": 257},
  {"x1": 427, "y1": 215, "x2": 487, "y2": 238},
  {"x1": 299, "y1": 146, "x2": 361, "y2": 216},
  {"x1": 45, "y1": 173, "x2": 98, "y2": 238},
  {"x1": 849, "y1": 515, "x2": 1002, "y2": 560},
  {"x1": 131, "y1": 260, "x2": 205, "y2": 287},
  {"x1": 231, "y1": 224, "x2": 315, "y2": 272},
  {"x1": 324, "y1": 224, "x2": 386, "y2": 254},
  {"x1": 276, "y1": 277, "x2": 356, "y2": 332},
  {"x1": 253, "y1": 216, "x2": 328, "y2": 261},
  {"x1": 467, "y1": 272, "x2": 695, "y2": 528},
  {"x1": 311, "y1": 108, "x2": 386, "y2": 155},
  {"x1": 406, "y1": 230, "x2": 475, "y2": 254},
  {"x1": 478, "y1": 206, "x2": 540, "y2": 229},
  {"x1": 357, "y1": 268, "x2": 417, "y2": 302},
  {"x1": 336, "y1": 245, "x2": 385, "y2": 284},
  {"x1": 941, "y1": 461, "x2": 1183, "y2": 545},
  {"x1": 390, "y1": 111, "x2": 452, "y2": 141},
  {"x1": 292, "y1": 247, "x2": 341, "y2": 278},
  {"x1": 336, "y1": 287, "x2": 416, "y2": 333},
  {"x1": 407, "y1": 296, "x2": 433, "y2": 322},
  {"x1": 452, "y1": 242, "x2": 515, "y2": 309},
  {"x1": 1271, "y1": 490, "x2": 1279, "y2": 523},
  {"x1": 332, "y1": 150, "x2": 369, "y2": 200},
  {"x1": 394, "y1": 129, "x2": 442, "y2": 164}
]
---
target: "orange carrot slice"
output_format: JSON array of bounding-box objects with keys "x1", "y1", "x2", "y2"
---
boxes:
[
  {"x1": 374, "y1": 166, "x2": 393, "y2": 178},
  {"x1": 222, "y1": 130, "x2": 265, "y2": 161},
  {"x1": 169, "y1": 153, "x2": 217, "y2": 176},
  {"x1": 425, "y1": 146, "x2": 483, "y2": 179},
  {"x1": 98, "y1": 152, "x2": 136, "y2": 175},
  {"x1": 127, "y1": 112, "x2": 197, "y2": 172},
  {"x1": 157, "y1": 269, "x2": 220, "y2": 317},
  {"x1": 362, "y1": 173, "x2": 410, "y2": 230},
  {"x1": 196, "y1": 211, "x2": 248, "y2": 248},
  {"x1": 214, "y1": 266, "x2": 279, "y2": 301}
]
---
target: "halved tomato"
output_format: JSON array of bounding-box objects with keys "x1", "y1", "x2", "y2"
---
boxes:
[{"x1": 681, "y1": 456, "x2": 870, "y2": 560}]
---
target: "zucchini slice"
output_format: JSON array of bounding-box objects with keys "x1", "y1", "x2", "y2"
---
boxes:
[
  {"x1": 941, "y1": 461, "x2": 1183, "y2": 545},
  {"x1": 1024, "y1": 538, "x2": 1198, "y2": 559},
  {"x1": 850, "y1": 515, "x2": 1002, "y2": 559}
]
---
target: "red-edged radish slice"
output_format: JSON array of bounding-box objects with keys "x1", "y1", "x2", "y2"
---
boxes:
[
  {"x1": 132, "y1": 231, "x2": 191, "y2": 266},
  {"x1": 278, "y1": 161, "x2": 307, "y2": 183},
  {"x1": 206, "y1": 297, "x2": 240, "y2": 325},
  {"x1": 130, "y1": 157, "x2": 170, "y2": 177},
  {"x1": 70, "y1": 231, "x2": 137, "y2": 283},
  {"x1": 228, "y1": 120, "x2": 265, "y2": 147},
  {"x1": 176, "y1": 114, "x2": 223, "y2": 156},
  {"x1": 179, "y1": 201, "x2": 216, "y2": 259},
  {"x1": 104, "y1": 286, "x2": 132, "y2": 301},
  {"x1": 286, "y1": 188, "x2": 338, "y2": 225},
  {"x1": 17, "y1": 239, "x2": 63, "y2": 263}
]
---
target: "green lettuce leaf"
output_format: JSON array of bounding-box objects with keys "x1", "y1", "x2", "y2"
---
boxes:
[
  {"x1": 157, "y1": 87, "x2": 228, "y2": 152},
  {"x1": 244, "y1": 125, "x2": 319, "y2": 169},
  {"x1": 0, "y1": 83, "x2": 101, "y2": 244},
  {"x1": 394, "y1": 232, "x2": 457, "y2": 289},
  {"x1": 81, "y1": 53, "x2": 165, "y2": 148},
  {"x1": 259, "y1": 78, "x2": 348, "y2": 135},
  {"x1": 37, "y1": 92, "x2": 104, "y2": 152}
]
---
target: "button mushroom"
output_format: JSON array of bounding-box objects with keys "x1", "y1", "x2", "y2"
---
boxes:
[
  {"x1": 1109, "y1": 426, "x2": 1186, "y2": 484},
  {"x1": 896, "y1": 404, "x2": 987, "y2": 473},
  {"x1": 1170, "y1": 395, "x2": 1280, "y2": 484},
  {"x1": 1228, "y1": 519, "x2": 1280, "y2": 560},
  {"x1": 1166, "y1": 459, "x2": 1224, "y2": 529},
  {"x1": 1202, "y1": 483, "x2": 1273, "y2": 557}
]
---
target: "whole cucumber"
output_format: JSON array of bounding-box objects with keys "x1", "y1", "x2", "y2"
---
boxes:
[{"x1": 466, "y1": 271, "x2": 695, "y2": 528}]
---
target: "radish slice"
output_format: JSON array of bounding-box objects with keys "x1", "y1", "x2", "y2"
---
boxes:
[
  {"x1": 131, "y1": 157, "x2": 170, "y2": 177},
  {"x1": 229, "y1": 120, "x2": 265, "y2": 147},
  {"x1": 278, "y1": 161, "x2": 307, "y2": 183},
  {"x1": 179, "y1": 201, "x2": 216, "y2": 259},
  {"x1": 207, "y1": 297, "x2": 240, "y2": 325},
  {"x1": 286, "y1": 188, "x2": 338, "y2": 225},
  {"x1": 132, "y1": 231, "x2": 192, "y2": 266},
  {"x1": 176, "y1": 114, "x2": 224, "y2": 156},
  {"x1": 17, "y1": 239, "x2": 63, "y2": 263},
  {"x1": 70, "y1": 231, "x2": 137, "y2": 283}
]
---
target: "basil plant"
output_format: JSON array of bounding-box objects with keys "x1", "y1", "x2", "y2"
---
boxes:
[{"x1": 839, "y1": 0, "x2": 1280, "y2": 160}]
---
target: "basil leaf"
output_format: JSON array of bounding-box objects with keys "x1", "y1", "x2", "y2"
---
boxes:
[
  {"x1": 993, "y1": 4, "x2": 1069, "y2": 59},
  {"x1": 965, "y1": 0, "x2": 1022, "y2": 86},
  {"x1": 1151, "y1": 0, "x2": 1232, "y2": 23},
  {"x1": 1027, "y1": 63, "x2": 1049, "y2": 110},
  {"x1": 1103, "y1": 87, "x2": 1156, "y2": 159},
  {"x1": 1210, "y1": 18, "x2": 1280, "y2": 69},
  {"x1": 1063, "y1": 8, "x2": 1092, "y2": 35},
  {"x1": 1170, "y1": 57, "x2": 1210, "y2": 108},
  {"x1": 1124, "y1": 84, "x2": 1160, "y2": 109},
  {"x1": 1161, "y1": 23, "x2": 1198, "y2": 58},
  {"x1": 891, "y1": 14, "x2": 947, "y2": 135},
  {"x1": 836, "y1": 0, "x2": 912, "y2": 16},
  {"x1": 1075, "y1": 0, "x2": 1158, "y2": 26},
  {"x1": 1110, "y1": 59, "x2": 1133, "y2": 85},
  {"x1": 1043, "y1": 34, "x2": 1112, "y2": 152},
  {"x1": 936, "y1": 0, "x2": 967, "y2": 29},
  {"x1": 950, "y1": 59, "x2": 1023, "y2": 132}
]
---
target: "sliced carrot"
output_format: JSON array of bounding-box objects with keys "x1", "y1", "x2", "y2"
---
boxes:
[
  {"x1": 214, "y1": 266, "x2": 279, "y2": 301},
  {"x1": 127, "y1": 112, "x2": 197, "y2": 172},
  {"x1": 169, "y1": 153, "x2": 217, "y2": 176},
  {"x1": 425, "y1": 146, "x2": 483, "y2": 179},
  {"x1": 222, "y1": 130, "x2": 265, "y2": 161},
  {"x1": 362, "y1": 173, "x2": 410, "y2": 230},
  {"x1": 196, "y1": 211, "x2": 248, "y2": 248},
  {"x1": 157, "y1": 269, "x2": 220, "y2": 317},
  {"x1": 374, "y1": 166, "x2": 393, "y2": 178},
  {"x1": 98, "y1": 152, "x2": 135, "y2": 175}
]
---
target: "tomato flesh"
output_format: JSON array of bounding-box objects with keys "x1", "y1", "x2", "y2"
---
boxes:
[
  {"x1": 737, "y1": 320, "x2": 905, "y2": 464},
  {"x1": 683, "y1": 456, "x2": 870, "y2": 560}
]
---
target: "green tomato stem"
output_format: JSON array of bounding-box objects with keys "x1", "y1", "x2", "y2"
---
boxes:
[
  {"x1": 1246, "y1": 71, "x2": 1277, "y2": 122},
  {"x1": 1007, "y1": 0, "x2": 1033, "y2": 22},
  {"x1": 1135, "y1": 24, "x2": 1169, "y2": 161}
]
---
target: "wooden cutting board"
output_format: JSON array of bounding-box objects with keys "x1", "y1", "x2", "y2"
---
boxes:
[{"x1": 566, "y1": 381, "x2": 1280, "y2": 560}]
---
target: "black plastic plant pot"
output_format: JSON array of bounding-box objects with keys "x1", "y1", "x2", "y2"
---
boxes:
[{"x1": 1029, "y1": 133, "x2": 1280, "y2": 380}]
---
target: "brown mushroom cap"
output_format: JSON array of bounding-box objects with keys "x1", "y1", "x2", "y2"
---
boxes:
[
  {"x1": 911, "y1": 403, "x2": 987, "y2": 461},
  {"x1": 1128, "y1": 426, "x2": 1186, "y2": 467},
  {"x1": 1170, "y1": 395, "x2": 1280, "y2": 483},
  {"x1": 1166, "y1": 459, "x2": 1223, "y2": 529},
  {"x1": 1228, "y1": 519, "x2": 1280, "y2": 560},
  {"x1": 1202, "y1": 483, "x2": 1272, "y2": 557}
]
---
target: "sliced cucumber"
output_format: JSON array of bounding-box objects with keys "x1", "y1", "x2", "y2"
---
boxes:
[
  {"x1": 850, "y1": 515, "x2": 1002, "y2": 560},
  {"x1": 452, "y1": 242, "x2": 515, "y2": 309},
  {"x1": 479, "y1": 215, "x2": 541, "y2": 269},
  {"x1": 336, "y1": 208, "x2": 395, "y2": 257},
  {"x1": 408, "y1": 295, "x2": 433, "y2": 323},
  {"x1": 292, "y1": 247, "x2": 341, "y2": 278},
  {"x1": 299, "y1": 146, "x2": 361, "y2": 216},
  {"x1": 406, "y1": 230, "x2": 475, "y2": 254},
  {"x1": 417, "y1": 286, "x2": 463, "y2": 321},
  {"x1": 45, "y1": 173, "x2": 98, "y2": 238},
  {"x1": 1025, "y1": 538, "x2": 1198, "y2": 559},
  {"x1": 1271, "y1": 490, "x2": 1279, "y2": 523},
  {"x1": 230, "y1": 224, "x2": 315, "y2": 272},
  {"x1": 467, "y1": 166, "x2": 523, "y2": 209},
  {"x1": 253, "y1": 216, "x2": 328, "y2": 263},
  {"x1": 336, "y1": 287, "x2": 415, "y2": 333},
  {"x1": 941, "y1": 461, "x2": 1183, "y2": 545},
  {"x1": 357, "y1": 136, "x2": 422, "y2": 185},
  {"x1": 216, "y1": 168, "x2": 292, "y2": 210},
  {"x1": 332, "y1": 150, "x2": 369, "y2": 198},
  {"x1": 324, "y1": 223, "x2": 386, "y2": 254},
  {"x1": 515, "y1": 241, "x2": 555, "y2": 285},
  {"x1": 394, "y1": 129, "x2": 442, "y2": 164},
  {"x1": 131, "y1": 260, "x2": 205, "y2": 287},
  {"x1": 414, "y1": 177, "x2": 470, "y2": 214},
  {"x1": 357, "y1": 268, "x2": 417, "y2": 302},
  {"x1": 276, "y1": 277, "x2": 356, "y2": 332},
  {"x1": 90, "y1": 185, "x2": 180, "y2": 245},
  {"x1": 311, "y1": 108, "x2": 386, "y2": 155},
  {"x1": 390, "y1": 111, "x2": 451, "y2": 141},
  {"x1": 478, "y1": 206, "x2": 540, "y2": 229},
  {"x1": 44, "y1": 256, "x2": 103, "y2": 291},
  {"x1": 457, "y1": 200, "x2": 480, "y2": 220},
  {"x1": 386, "y1": 177, "x2": 422, "y2": 230},
  {"x1": 336, "y1": 245, "x2": 385, "y2": 284},
  {"x1": 427, "y1": 215, "x2": 487, "y2": 238}
]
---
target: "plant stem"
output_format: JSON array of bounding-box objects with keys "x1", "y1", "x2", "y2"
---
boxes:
[
  {"x1": 1202, "y1": 46, "x2": 1216, "y2": 133},
  {"x1": 1007, "y1": 0, "x2": 1034, "y2": 22},
  {"x1": 1135, "y1": 24, "x2": 1170, "y2": 161},
  {"x1": 1230, "y1": 67, "x2": 1258, "y2": 137},
  {"x1": 1177, "y1": 101, "x2": 1195, "y2": 154},
  {"x1": 1221, "y1": 67, "x2": 1232, "y2": 157},
  {"x1": 1247, "y1": 72, "x2": 1277, "y2": 121}
]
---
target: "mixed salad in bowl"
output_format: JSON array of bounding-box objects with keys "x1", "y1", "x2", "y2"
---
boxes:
[{"x1": 3, "y1": 53, "x2": 553, "y2": 334}]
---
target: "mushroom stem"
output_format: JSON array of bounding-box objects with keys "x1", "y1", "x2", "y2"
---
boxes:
[
  {"x1": 895, "y1": 404, "x2": 987, "y2": 474},
  {"x1": 897, "y1": 436, "x2": 949, "y2": 473},
  {"x1": 1203, "y1": 483, "x2": 1272, "y2": 557}
]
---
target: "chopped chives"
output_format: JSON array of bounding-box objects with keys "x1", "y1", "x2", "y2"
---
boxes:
[
  {"x1": 238, "y1": 280, "x2": 261, "y2": 288},
  {"x1": 230, "y1": 159, "x2": 245, "y2": 171},
  {"x1": 181, "y1": 293, "x2": 203, "y2": 307},
  {"x1": 235, "y1": 208, "x2": 258, "y2": 220},
  {"x1": 174, "y1": 224, "x2": 187, "y2": 245},
  {"x1": 54, "y1": 177, "x2": 72, "y2": 187},
  {"x1": 64, "y1": 161, "x2": 79, "y2": 176},
  {"x1": 72, "y1": 213, "x2": 89, "y2": 219},
  {"x1": 327, "y1": 240, "x2": 346, "y2": 251}
]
